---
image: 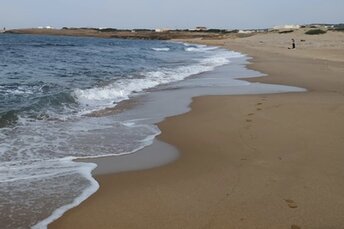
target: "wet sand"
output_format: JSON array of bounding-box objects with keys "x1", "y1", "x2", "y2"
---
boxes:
[{"x1": 50, "y1": 31, "x2": 344, "y2": 228}]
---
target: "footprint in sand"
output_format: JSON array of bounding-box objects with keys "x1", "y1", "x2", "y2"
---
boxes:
[
  {"x1": 256, "y1": 102, "x2": 263, "y2": 111},
  {"x1": 285, "y1": 199, "x2": 298, "y2": 208},
  {"x1": 291, "y1": 224, "x2": 301, "y2": 229},
  {"x1": 245, "y1": 113, "x2": 254, "y2": 124}
]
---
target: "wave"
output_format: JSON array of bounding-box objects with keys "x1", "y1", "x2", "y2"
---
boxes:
[
  {"x1": 73, "y1": 47, "x2": 244, "y2": 113},
  {"x1": 185, "y1": 46, "x2": 219, "y2": 52},
  {"x1": 152, "y1": 47, "x2": 170, "y2": 52},
  {"x1": 0, "y1": 90, "x2": 77, "y2": 128},
  {"x1": 0, "y1": 82, "x2": 63, "y2": 96},
  {"x1": 0, "y1": 85, "x2": 36, "y2": 96},
  {"x1": 184, "y1": 44, "x2": 219, "y2": 52}
]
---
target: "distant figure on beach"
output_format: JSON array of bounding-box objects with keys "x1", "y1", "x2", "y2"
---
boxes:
[{"x1": 288, "y1": 39, "x2": 296, "y2": 49}]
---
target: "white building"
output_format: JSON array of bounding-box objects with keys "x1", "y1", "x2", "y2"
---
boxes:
[
  {"x1": 155, "y1": 28, "x2": 170, "y2": 32},
  {"x1": 273, "y1": 24, "x2": 301, "y2": 30},
  {"x1": 238, "y1": 30, "x2": 254, "y2": 34},
  {"x1": 195, "y1": 26, "x2": 207, "y2": 31},
  {"x1": 38, "y1": 26, "x2": 54, "y2": 29}
]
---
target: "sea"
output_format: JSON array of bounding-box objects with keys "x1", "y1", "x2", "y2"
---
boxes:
[{"x1": 0, "y1": 34, "x2": 304, "y2": 229}]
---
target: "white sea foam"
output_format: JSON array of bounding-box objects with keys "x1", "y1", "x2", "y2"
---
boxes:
[
  {"x1": 185, "y1": 44, "x2": 219, "y2": 52},
  {"x1": 1, "y1": 86, "x2": 36, "y2": 95},
  {"x1": 30, "y1": 122, "x2": 161, "y2": 229},
  {"x1": 152, "y1": 47, "x2": 170, "y2": 52},
  {"x1": 32, "y1": 159, "x2": 99, "y2": 229},
  {"x1": 0, "y1": 118, "x2": 160, "y2": 228},
  {"x1": 0, "y1": 158, "x2": 79, "y2": 183}
]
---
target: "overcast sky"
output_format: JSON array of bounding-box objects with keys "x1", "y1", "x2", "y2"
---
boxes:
[{"x1": 1, "y1": 0, "x2": 343, "y2": 29}]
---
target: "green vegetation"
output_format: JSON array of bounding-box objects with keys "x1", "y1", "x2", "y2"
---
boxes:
[
  {"x1": 305, "y1": 29, "x2": 327, "y2": 35},
  {"x1": 205, "y1": 29, "x2": 238, "y2": 34},
  {"x1": 279, "y1": 30, "x2": 294, "y2": 34},
  {"x1": 98, "y1": 28, "x2": 118, "y2": 32}
]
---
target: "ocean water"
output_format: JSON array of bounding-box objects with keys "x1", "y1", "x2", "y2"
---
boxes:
[{"x1": 0, "y1": 34, "x2": 250, "y2": 228}]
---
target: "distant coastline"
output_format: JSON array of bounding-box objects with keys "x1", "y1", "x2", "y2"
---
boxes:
[
  {"x1": 4, "y1": 23, "x2": 343, "y2": 40},
  {"x1": 3, "y1": 28, "x2": 245, "y2": 40}
]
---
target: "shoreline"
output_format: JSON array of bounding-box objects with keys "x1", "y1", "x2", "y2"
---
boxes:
[
  {"x1": 50, "y1": 32, "x2": 344, "y2": 228},
  {"x1": 80, "y1": 139, "x2": 179, "y2": 176},
  {"x1": 32, "y1": 42, "x2": 302, "y2": 229}
]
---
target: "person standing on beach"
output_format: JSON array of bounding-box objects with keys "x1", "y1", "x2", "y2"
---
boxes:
[
  {"x1": 291, "y1": 38, "x2": 296, "y2": 49},
  {"x1": 288, "y1": 39, "x2": 296, "y2": 49}
]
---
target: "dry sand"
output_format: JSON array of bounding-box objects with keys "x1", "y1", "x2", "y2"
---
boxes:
[{"x1": 50, "y1": 31, "x2": 344, "y2": 229}]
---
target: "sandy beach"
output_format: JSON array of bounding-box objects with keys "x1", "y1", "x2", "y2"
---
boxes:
[{"x1": 50, "y1": 30, "x2": 344, "y2": 229}]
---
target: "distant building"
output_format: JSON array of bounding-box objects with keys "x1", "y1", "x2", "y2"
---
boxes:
[
  {"x1": 238, "y1": 30, "x2": 254, "y2": 34},
  {"x1": 307, "y1": 24, "x2": 332, "y2": 29},
  {"x1": 38, "y1": 26, "x2": 54, "y2": 29},
  {"x1": 195, "y1": 26, "x2": 207, "y2": 31},
  {"x1": 273, "y1": 24, "x2": 301, "y2": 30},
  {"x1": 255, "y1": 29, "x2": 269, "y2": 33},
  {"x1": 155, "y1": 28, "x2": 170, "y2": 32}
]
